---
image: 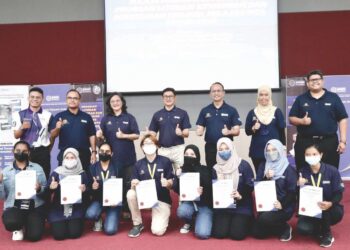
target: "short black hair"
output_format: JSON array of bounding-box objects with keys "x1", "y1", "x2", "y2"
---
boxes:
[
  {"x1": 99, "y1": 142, "x2": 113, "y2": 152},
  {"x1": 66, "y1": 89, "x2": 81, "y2": 99},
  {"x1": 105, "y1": 92, "x2": 127, "y2": 115},
  {"x1": 29, "y1": 87, "x2": 44, "y2": 96},
  {"x1": 13, "y1": 140, "x2": 30, "y2": 151},
  {"x1": 304, "y1": 143, "x2": 323, "y2": 154},
  {"x1": 162, "y1": 87, "x2": 176, "y2": 96},
  {"x1": 306, "y1": 70, "x2": 323, "y2": 81},
  {"x1": 210, "y1": 82, "x2": 225, "y2": 91}
]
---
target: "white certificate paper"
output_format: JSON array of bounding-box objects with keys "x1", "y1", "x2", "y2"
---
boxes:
[
  {"x1": 180, "y1": 173, "x2": 200, "y2": 201},
  {"x1": 136, "y1": 179, "x2": 158, "y2": 209},
  {"x1": 299, "y1": 185, "x2": 323, "y2": 218},
  {"x1": 212, "y1": 179, "x2": 235, "y2": 209},
  {"x1": 254, "y1": 180, "x2": 277, "y2": 212},
  {"x1": 103, "y1": 178, "x2": 123, "y2": 206},
  {"x1": 15, "y1": 170, "x2": 36, "y2": 199},
  {"x1": 60, "y1": 175, "x2": 82, "y2": 205}
]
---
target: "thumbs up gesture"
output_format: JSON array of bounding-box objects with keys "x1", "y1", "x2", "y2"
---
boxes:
[
  {"x1": 222, "y1": 124, "x2": 229, "y2": 136},
  {"x1": 116, "y1": 128, "x2": 124, "y2": 139},
  {"x1": 302, "y1": 112, "x2": 311, "y2": 126},
  {"x1": 175, "y1": 124, "x2": 182, "y2": 136},
  {"x1": 56, "y1": 117, "x2": 63, "y2": 129},
  {"x1": 50, "y1": 176, "x2": 59, "y2": 190},
  {"x1": 253, "y1": 120, "x2": 261, "y2": 131},
  {"x1": 297, "y1": 173, "x2": 307, "y2": 186},
  {"x1": 160, "y1": 173, "x2": 168, "y2": 187},
  {"x1": 96, "y1": 127, "x2": 103, "y2": 138},
  {"x1": 92, "y1": 177, "x2": 99, "y2": 190}
]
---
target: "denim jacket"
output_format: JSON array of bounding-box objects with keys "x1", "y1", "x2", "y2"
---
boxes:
[{"x1": 0, "y1": 161, "x2": 47, "y2": 210}]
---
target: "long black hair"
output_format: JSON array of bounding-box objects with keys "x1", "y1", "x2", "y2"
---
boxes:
[{"x1": 105, "y1": 92, "x2": 127, "y2": 115}]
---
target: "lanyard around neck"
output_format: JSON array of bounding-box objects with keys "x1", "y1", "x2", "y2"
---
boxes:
[
  {"x1": 147, "y1": 163, "x2": 157, "y2": 179},
  {"x1": 311, "y1": 173, "x2": 322, "y2": 187},
  {"x1": 101, "y1": 170, "x2": 109, "y2": 181}
]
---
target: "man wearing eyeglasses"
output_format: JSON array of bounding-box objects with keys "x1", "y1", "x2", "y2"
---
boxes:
[
  {"x1": 50, "y1": 89, "x2": 97, "y2": 170},
  {"x1": 196, "y1": 82, "x2": 241, "y2": 169},
  {"x1": 289, "y1": 70, "x2": 348, "y2": 170},
  {"x1": 147, "y1": 87, "x2": 191, "y2": 175}
]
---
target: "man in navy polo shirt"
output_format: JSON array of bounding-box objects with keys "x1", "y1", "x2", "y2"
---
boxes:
[
  {"x1": 148, "y1": 87, "x2": 191, "y2": 174},
  {"x1": 50, "y1": 89, "x2": 97, "y2": 170},
  {"x1": 289, "y1": 70, "x2": 348, "y2": 170},
  {"x1": 196, "y1": 82, "x2": 241, "y2": 168}
]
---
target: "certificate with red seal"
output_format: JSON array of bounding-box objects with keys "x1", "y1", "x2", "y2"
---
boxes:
[
  {"x1": 299, "y1": 185, "x2": 323, "y2": 218},
  {"x1": 254, "y1": 180, "x2": 277, "y2": 212},
  {"x1": 103, "y1": 178, "x2": 123, "y2": 206},
  {"x1": 136, "y1": 179, "x2": 158, "y2": 209},
  {"x1": 15, "y1": 170, "x2": 36, "y2": 199},
  {"x1": 212, "y1": 179, "x2": 235, "y2": 209},
  {"x1": 180, "y1": 173, "x2": 200, "y2": 201},
  {"x1": 60, "y1": 175, "x2": 82, "y2": 205}
]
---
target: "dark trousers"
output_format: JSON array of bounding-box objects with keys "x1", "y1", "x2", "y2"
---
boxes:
[
  {"x1": 2, "y1": 207, "x2": 45, "y2": 242},
  {"x1": 120, "y1": 165, "x2": 133, "y2": 213},
  {"x1": 205, "y1": 143, "x2": 217, "y2": 169},
  {"x1": 252, "y1": 211, "x2": 290, "y2": 238},
  {"x1": 58, "y1": 149, "x2": 91, "y2": 171},
  {"x1": 30, "y1": 146, "x2": 51, "y2": 179},
  {"x1": 212, "y1": 210, "x2": 252, "y2": 240},
  {"x1": 294, "y1": 134, "x2": 339, "y2": 170},
  {"x1": 251, "y1": 158, "x2": 264, "y2": 173},
  {"x1": 50, "y1": 219, "x2": 84, "y2": 241}
]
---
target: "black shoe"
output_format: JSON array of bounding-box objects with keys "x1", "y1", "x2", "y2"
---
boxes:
[
  {"x1": 320, "y1": 233, "x2": 334, "y2": 248},
  {"x1": 280, "y1": 224, "x2": 292, "y2": 242},
  {"x1": 128, "y1": 224, "x2": 144, "y2": 238}
]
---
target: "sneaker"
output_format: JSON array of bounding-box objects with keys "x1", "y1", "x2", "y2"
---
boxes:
[
  {"x1": 320, "y1": 233, "x2": 334, "y2": 248},
  {"x1": 93, "y1": 218, "x2": 103, "y2": 232},
  {"x1": 180, "y1": 223, "x2": 191, "y2": 234},
  {"x1": 128, "y1": 224, "x2": 144, "y2": 238},
  {"x1": 280, "y1": 224, "x2": 292, "y2": 242},
  {"x1": 12, "y1": 230, "x2": 24, "y2": 241}
]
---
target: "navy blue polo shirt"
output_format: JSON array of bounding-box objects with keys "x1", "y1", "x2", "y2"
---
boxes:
[
  {"x1": 256, "y1": 163, "x2": 298, "y2": 217},
  {"x1": 132, "y1": 155, "x2": 174, "y2": 205},
  {"x1": 299, "y1": 162, "x2": 344, "y2": 202},
  {"x1": 196, "y1": 102, "x2": 242, "y2": 144},
  {"x1": 289, "y1": 89, "x2": 348, "y2": 136},
  {"x1": 100, "y1": 113, "x2": 140, "y2": 167},
  {"x1": 51, "y1": 109, "x2": 96, "y2": 151},
  {"x1": 149, "y1": 106, "x2": 191, "y2": 147},
  {"x1": 245, "y1": 108, "x2": 286, "y2": 159}
]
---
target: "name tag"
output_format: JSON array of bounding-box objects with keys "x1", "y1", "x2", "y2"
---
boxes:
[
  {"x1": 123, "y1": 121, "x2": 129, "y2": 124},
  {"x1": 221, "y1": 113, "x2": 228, "y2": 117},
  {"x1": 322, "y1": 180, "x2": 331, "y2": 184},
  {"x1": 174, "y1": 116, "x2": 180, "y2": 119},
  {"x1": 157, "y1": 169, "x2": 164, "y2": 172},
  {"x1": 81, "y1": 119, "x2": 87, "y2": 123},
  {"x1": 324, "y1": 103, "x2": 332, "y2": 106}
]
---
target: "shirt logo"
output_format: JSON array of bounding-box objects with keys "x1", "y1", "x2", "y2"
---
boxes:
[
  {"x1": 107, "y1": 121, "x2": 112, "y2": 125},
  {"x1": 322, "y1": 180, "x2": 331, "y2": 184},
  {"x1": 205, "y1": 113, "x2": 211, "y2": 118},
  {"x1": 221, "y1": 113, "x2": 228, "y2": 117},
  {"x1": 81, "y1": 119, "x2": 87, "y2": 123},
  {"x1": 159, "y1": 117, "x2": 163, "y2": 122},
  {"x1": 123, "y1": 121, "x2": 129, "y2": 124},
  {"x1": 62, "y1": 119, "x2": 69, "y2": 125},
  {"x1": 324, "y1": 103, "x2": 332, "y2": 106},
  {"x1": 140, "y1": 170, "x2": 145, "y2": 175},
  {"x1": 303, "y1": 103, "x2": 309, "y2": 107},
  {"x1": 157, "y1": 169, "x2": 164, "y2": 172},
  {"x1": 174, "y1": 116, "x2": 180, "y2": 119}
]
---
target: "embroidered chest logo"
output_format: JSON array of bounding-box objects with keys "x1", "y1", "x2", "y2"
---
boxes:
[
  {"x1": 303, "y1": 103, "x2": 309, "y2": 107},
  {"x1": 205, "y1": 113, "x2": 211, "y2": 118}
]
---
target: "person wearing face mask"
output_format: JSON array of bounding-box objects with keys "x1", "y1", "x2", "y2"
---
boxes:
[
  {"x1": 211, "y1": 137, "x2": 254, "y2": 240},
  {"x1": 85, "y1": 142, "x2": 121, "y2": 235},
  {"x1": 173, "y1": 144, "x2": 214, "y2": 239},
  {"x1": 297, "y1": 144, "x2": 344, "y2": 248},
  {"x1": 127, "y1": 134, "x2": 174, "y2": 237},
  {"x1": 245, "y1": 85, "x2": 286, "y2": 172},
  {"x1": 252, "y1": 139, "x2": 297, "y2": 242},
  {"x1": 0, "y1": 140, "x2": 47, "y2": 242},
  {"x1": 47, "y1": 148, "x2": 88, "y2": 240}
]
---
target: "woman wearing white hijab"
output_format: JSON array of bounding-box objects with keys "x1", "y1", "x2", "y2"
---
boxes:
[
  {"x1": 211, "y1": 137, "x2": 254, "y2": 240},
  {"x1": 252, "y1": 139, "x2": 297, "y2": 242},
  {"x1": 47, "y1": 148, "x2": 88, "y2": 240},
  {"x1": 245, "y1": 85, "x2": 286, "y2": 171}
]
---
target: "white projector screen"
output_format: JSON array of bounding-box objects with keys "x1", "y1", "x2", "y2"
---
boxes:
[{"x1": 105, "y1": 0, "x2": 279, "y2": 93}]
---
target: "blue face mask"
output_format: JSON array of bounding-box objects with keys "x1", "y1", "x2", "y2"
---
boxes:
[{"x1": 218, "y1": 150, "x2": 232, "y2": 161}]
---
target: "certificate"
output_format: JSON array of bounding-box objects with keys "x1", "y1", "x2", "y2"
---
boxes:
[
  {"x1": 180, "y1": 173, "x2": 200, "y2": 201},
  {"x1": 103, "y1": 178, "x2": 123, "y2": 206},
  {"x1": 60, "y1": 175, "x2": 82, "y2": 205},
  {"x1": 254, "y1": 180, "x2": 277, "y2": 212},
  {"x1": 136, "y1": 179, "x2": 158, "y2": 209},
  {"x1": 15, "y1": 170, "x2": 36, "y2": 199},
  {"x1": 299, "y1": 185, "x2": 323, "y2": 218},
  {"x1": 212, "y1": 179, "x2": 235, "y2": 209}
]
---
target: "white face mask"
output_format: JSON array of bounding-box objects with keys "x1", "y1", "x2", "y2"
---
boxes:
[
  {"x1": 143, "y1": 144, "x2": 157, "y2": 155},
  {"x1": 267, "y1": 151, "x2": 279, "y2": 162},
  {"x1": 63, "y1": 159, "x2": 78, "y2": 169},
  {"x1": 305, "y1": 155, "x2": 321, "y2": 166}
]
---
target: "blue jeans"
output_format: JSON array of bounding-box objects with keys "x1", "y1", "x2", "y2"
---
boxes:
[
  {"x1": 85, "y1": 201, "x2": 121, "y2": 235},
  {"x1": 177, "y1": 201, "x2": 213, "y2": 239}
]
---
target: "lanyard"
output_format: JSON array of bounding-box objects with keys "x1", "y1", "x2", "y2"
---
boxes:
[
  {"x1": 311, "y1": 173, "x2": 322, "y2": 187},
  {"x1": 147, "y1": 163, "x2": 157, "y2": 179},
  {"x1": 101, "y1": 170, "x2": 109, "y2": 181}
]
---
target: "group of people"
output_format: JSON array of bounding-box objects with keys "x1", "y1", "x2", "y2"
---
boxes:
[{"x1": 0, "y1": 70, "x2": 347, "y2": 248}]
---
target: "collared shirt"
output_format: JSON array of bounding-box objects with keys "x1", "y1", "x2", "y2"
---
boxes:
[
  {"x1": 132, "y1": 155, "x2": 174, "y2": 205},
  {"x1": 149, "y1": 106, "x2": 191, "y2": 147},
  {"x1": 12, "y1": 107, "x2": 54, "y2": 147},
  {"x1": 196, "y1": 102, "x2": 242, "y2": 143},
  {"x1": 100, "y1": 113, "x2": 139, "y2": 166},
  {"x1": 51, "y1": 109, "x2": 96, "y2": 151},
  {"x1": 289, "y1": 89, "x2": 348, "y2": 136}
]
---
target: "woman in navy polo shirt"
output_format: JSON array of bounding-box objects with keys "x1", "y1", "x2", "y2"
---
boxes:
[
  {"x1": 211, "y1": 137, "x2": 254, "y2": 240},
  {"x1": 297, "y1": 144, "x2": 344, "y2": 248},
  {"x1": 85, "y1": 142, "x2": 121, "y2": 235},
  {"x1": 47, "y1": 148, "x2": 88, "y2": 240},
  {"x1": 245, "y1": 85, "x2": 286, "y2": 172},
  {"x1": 252, "y1": 139, "x2": 297, "y2": 241},
  {"x1": 126, "y1": 134, "x2": 174, "y2": 237}
]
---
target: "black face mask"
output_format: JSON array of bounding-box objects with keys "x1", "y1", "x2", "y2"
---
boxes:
[
  {"x1": 183, "y1": 156, "x2": 198, "y2": 172},
  {"x1": 99, "y1": 153, "x2": 112, "y2": 162},
  {"x1": 14, "y1": 152, "x2": 29, "y2": 162}
]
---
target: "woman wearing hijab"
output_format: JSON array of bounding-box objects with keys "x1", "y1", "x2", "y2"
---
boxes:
[
  {"x1": 174, "y1": 144, "x2": 214, "y2": 239},
  {"x1": 47, "y1": 148, "x2": 88, "y2": 240},
  {"x1": 211, "y1": 137, "x2": 254, "y2": 240},
  {"x1": 252, "y1": 139, "x2": 297, "y2": 241},
  {"x1": 245, "y1": 85, "x2": 286, "y2": 171},
  {"x1": 85, "y1": 142, "x2": 121, "y2": 235}
]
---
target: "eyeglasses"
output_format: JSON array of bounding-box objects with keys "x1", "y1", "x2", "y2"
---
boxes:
[
  {"x1": 67, "y1": 96, "x2": 80, "y2": 101},
  {"x1": 163, "y1": 95, "x2": 175, "y2": 99},
  {"x1": 210, "y1": 89, "x2": 223, "y2": 93},
  {"x1": 308, "y1": 78, "x2": 322, "y2": 83}
]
